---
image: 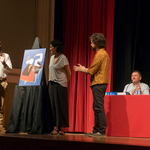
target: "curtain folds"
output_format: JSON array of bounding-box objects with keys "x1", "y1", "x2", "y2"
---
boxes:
[{"x1": 63, "y1": 0, "x2": 115, "y2": 133}]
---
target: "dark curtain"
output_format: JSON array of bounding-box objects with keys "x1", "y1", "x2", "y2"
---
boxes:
[
  {"x1": 63, "y1": 0, "x2": 115, "y2": 132},
  {"x1": 113, "y1": 0, "x2": 150, "y2": 92},
  {"x1": 54, "y1": 0, "x2": 63, "y2": 42}
]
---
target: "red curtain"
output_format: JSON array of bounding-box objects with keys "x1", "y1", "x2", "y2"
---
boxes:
[{"x1": 63, "y1": 0, "x2": 115, "y2": 133}]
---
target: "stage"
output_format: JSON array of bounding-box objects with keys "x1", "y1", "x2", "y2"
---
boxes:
[
  {"x1": 1, "y1": 133, "x2": 150, "y2": 150},
  {"x1": 5, "y1": 91, "x2": 150, "y2": 150}
]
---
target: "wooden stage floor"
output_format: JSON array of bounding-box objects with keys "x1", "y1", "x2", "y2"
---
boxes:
[{"x1": 0, "y1": 133, "x2": 150, "y2": 150}]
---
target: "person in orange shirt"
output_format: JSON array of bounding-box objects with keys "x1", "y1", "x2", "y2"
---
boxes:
[{"x1": 74, "y1": 33, "x2": 110, "y2": 137}]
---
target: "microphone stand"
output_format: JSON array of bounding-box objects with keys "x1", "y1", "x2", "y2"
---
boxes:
[{"x1": 125, "y1": 81, "x2": 132, "y2": 95}]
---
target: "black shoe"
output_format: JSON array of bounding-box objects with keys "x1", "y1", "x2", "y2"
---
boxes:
[
  {"x1": 90, "y1": 132, "x2": 106, "y2": 137},
  {"x1": 84, "y1": 132, "x2": 94, "y2": 137},
  {"x1": 58, "y1": 131, "x2": 65, "y2": 135},
  {"x1": 50, "y1": 129, "x2": 58, "y2": 135}
]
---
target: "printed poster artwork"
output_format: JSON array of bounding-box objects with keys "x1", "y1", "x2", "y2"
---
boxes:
[{"x1": 19, "y1": 48, "x2": 46, "y2": 86}]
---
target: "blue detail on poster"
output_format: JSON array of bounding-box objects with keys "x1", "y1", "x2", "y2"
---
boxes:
[{"x1": 19, "y1": 48, "x2": 46, "y2": 86}]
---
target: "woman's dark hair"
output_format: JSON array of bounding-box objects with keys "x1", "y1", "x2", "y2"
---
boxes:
[
  {"x1": 89, "y1": 33, "x2": 106, "y2": 48},
  {"x1": 50, "y1": 39, "x2": 63, "y2": 53}
]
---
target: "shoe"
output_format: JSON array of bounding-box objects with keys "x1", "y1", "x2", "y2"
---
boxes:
[
  {"x1": 90, "y1": 132, "x2": 106, "y2": 137},
  {"x1": 58, "y1": 131, "x2": 65, "y2": 135},
  {"x1": 84, "y1": 132, "x2": 94, "y2": 137},
  {"x1": 50, "y1": 129, "x2": 58, "y2": 135}
]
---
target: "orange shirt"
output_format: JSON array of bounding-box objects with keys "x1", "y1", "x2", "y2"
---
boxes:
[{"x1": 87, "y1": 48, "x2": 110, "y2": 86}]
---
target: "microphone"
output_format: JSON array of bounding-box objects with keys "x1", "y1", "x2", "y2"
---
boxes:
[{"x1": 125, "y1": 80, "x2": 132, "y2": 95}]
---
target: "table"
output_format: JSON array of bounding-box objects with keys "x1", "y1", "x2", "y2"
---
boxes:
[
  {"x1": 105, "y1": 95, "x2": 150, "y2": 137},
  {"x1": 7, "y1": 90, "x2": 150, "y2": 137},
  {"x1": 6, "y1": 85, "x2": 52, "y2": 134}
]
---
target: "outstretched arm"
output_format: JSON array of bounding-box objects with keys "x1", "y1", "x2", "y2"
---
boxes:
[{"x1": 73, "y1": 64, "x2": 89, "y2": 74}]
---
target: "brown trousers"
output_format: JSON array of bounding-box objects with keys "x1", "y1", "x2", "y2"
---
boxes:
[{"x1": 0, "y1": 81, "x2": 8, "y2": 127}]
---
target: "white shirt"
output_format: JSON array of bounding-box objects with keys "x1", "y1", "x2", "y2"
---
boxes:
[
  {"x1": 0, "y1": 53, "x2": 12, "y2": 78},
  {"x1": 123, "y1": 82, "x2": 149, "y2": 95},
  {"x1": 49, "y1": 54, "x2": 69, "y2": 87}
]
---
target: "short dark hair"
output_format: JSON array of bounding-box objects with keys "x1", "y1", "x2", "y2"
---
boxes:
[
  {"x1": 132, "y1": 70, "x2": 142, "y2": 77},
  {"x1": 50, "y1": 39, "x2": 63, "y2": 53},
  {"x1": 89, "y1": 33, "x2": 106, "y2": 48}
]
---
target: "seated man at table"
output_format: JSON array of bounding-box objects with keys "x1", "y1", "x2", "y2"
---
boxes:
[{"x1": 123, "y1": 70, "x2": 149, "y2": 95}]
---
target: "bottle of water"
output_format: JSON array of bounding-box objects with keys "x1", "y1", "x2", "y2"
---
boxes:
[{"x1": 137, "y1": 88, "x2": 140, "y2": 95}]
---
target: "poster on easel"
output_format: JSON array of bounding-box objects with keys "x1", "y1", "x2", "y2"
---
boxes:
[{"x1": 19, "y1": 48, "x2": 46, "y2": 86}]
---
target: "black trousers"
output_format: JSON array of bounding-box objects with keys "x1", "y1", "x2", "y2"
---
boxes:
[
  {"x1": 92, "y1": 84, "x2": 107, "y2": 134},
  {"x1": 48, "y1": 81, "x2": 69, "y2": 127}
]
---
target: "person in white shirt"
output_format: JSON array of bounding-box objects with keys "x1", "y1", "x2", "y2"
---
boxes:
[
  {"x1": 123, "y1": 70, "x2": 149, "y2": 95},
  {"x1": 0, "y1": 41, "x2": 12, "y2": 132}
]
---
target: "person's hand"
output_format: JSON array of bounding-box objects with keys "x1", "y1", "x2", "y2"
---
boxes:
[
  {"x1": 135, "y1": 85, "x2": 141, "y2": 92},
  {"x1": 131, "y1": 85, "x2": 141, "y2": 95},
  {"x1": 73, "y1": 64, "x2": 84, "y2": 72}
]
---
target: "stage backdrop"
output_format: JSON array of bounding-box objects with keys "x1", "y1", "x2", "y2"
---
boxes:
[
  {"x1": 63, "y1": 0, "x2": 115, "y2": 132},
  {"x1": 113, "y1": 0, "x2": 150, "y2": 92}
]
